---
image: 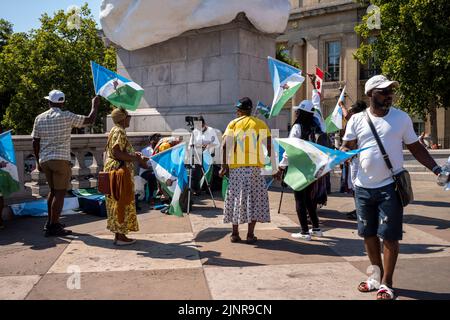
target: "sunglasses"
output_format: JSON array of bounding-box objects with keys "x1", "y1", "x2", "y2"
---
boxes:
[{"x1": 373, "y1": 87, "x2": 394, "y2": 96}]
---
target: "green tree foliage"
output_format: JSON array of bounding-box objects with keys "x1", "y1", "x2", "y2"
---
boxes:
[
  {"x1": 354, "y1": 0, "x2": 450, "y2": 122},
  {"x1": 0, "y1": 4, "x2": 116, "y2": 134},
  {"x1": 0, "y1": 19, "x2": 14, "y2": 129},
  {"x1": 0, "y1": 19, "x2": 13, "y2": 50},
  {"x1": 276, "y1": 44, "x2": 302, "y2": 69}
]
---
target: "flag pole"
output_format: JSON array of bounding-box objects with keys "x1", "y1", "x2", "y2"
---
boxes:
[
  {"x1": 277, "y1": 170, "x2": 287, "y2": 214},
  {"x1": 252, "y1": 102, "x2": 259, "y2": 117}
]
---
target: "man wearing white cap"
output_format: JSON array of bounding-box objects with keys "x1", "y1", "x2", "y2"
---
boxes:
[
  {"x1": 32, "y1": 90, "x2": 100, "y2": 237},
  {"x1": 341, "y1": 75, "x2": 442, "y2": 300}
]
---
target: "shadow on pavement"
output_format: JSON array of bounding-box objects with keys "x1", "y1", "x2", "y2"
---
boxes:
[
  {"x1": 404, "y1": 214, "x2": 450, "y2": 230},
  {"x1": 67, "y1": 231, "x2": 262, "y2": 267},
  {"x1": 0, "y1": 214, "x2": 104, "y2": 250},
  {"x1": 411, "y1": 200, "x2": 450, "y2": 208},
  {"x1": 397, "y1": 288, "x2": 450, "y2": 300}
]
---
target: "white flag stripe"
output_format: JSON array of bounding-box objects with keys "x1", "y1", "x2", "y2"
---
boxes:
[
  {"x1": 150, "y1": 160, "x2": 177, "y2": 194},
  {"x1": 278, "y1": 138, "x2": 330, "y2": 176},
  {"x1": 98, "y1": 79, "x2": 126, "y2": 97},
  {"x1": 0, "y1": 155, "x2": 19, "y2": 182}
]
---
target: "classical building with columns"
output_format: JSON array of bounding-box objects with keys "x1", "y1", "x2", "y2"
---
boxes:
[{"x1": 280, "y1": 0, "x2": 449, "y2": 148}]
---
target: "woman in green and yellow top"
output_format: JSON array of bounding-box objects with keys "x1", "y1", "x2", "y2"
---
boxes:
[{"x1": 219, "y1": 97, "x2": 274, "y2": 244}]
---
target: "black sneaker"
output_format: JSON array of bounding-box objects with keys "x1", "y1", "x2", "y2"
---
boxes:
[
  {"x1": 44, "y1": 224, "x2": 72, "y2": 237},
  {"x1": 160, "y1": 207, "x2": 169, "y2": 214},
  {"x1": 43, "y1": 222, "x2": 66, "y2": 232},
  {"x1": 346, "y1": 210, "x2": 357, "y2": 220}
]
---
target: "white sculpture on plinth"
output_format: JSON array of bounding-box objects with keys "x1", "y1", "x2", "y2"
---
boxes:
[{"x1": 100, "y1": 0, "x2": 291, "y2": 50}]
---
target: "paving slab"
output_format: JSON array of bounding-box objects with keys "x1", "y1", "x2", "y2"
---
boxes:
[
  {"x1": 196, "y1": 229, "x2": 346, "y2": 267},
  {"x1": 48, "y1": 233, "x2": 201, "y2": 274},
  {"x1": 61, "y1": 214, "x2": 108, "y2": 235},
  {"x1": 204, "y1": 262, "x2": 370, "y2": 300},
  {"x1": 0, "y1": 217, "x2": 70, "y2": 247},
  {"x1": 0, "y1": 275, "x2": 41, "y2": 300},
  {"x1": 404, "y1": 214, "x2": 450, "y2": 243},
  {"x1": 189, "y1": 210, "x2": 299, "y2": 235},
  {"x1": 128, "y1": 211, "x2": 192, "y2": 235},
  {"x1": 350, "y1": 257, "x2": 450, "y2": 300},
  {"x1": 0, "y1": 178, "x2": 448, "y2": 300},
  {"x1": 26, "y1": 269, "x2": 211, "y2": 300},
  {"x1": 322, "y1": 224, "x2": 450, "y2": 262},
  {"x1": 0, "y1": 243, "x2": 70, "y2": 276}
]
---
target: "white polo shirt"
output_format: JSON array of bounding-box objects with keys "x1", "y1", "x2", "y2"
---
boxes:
[{"x1": 343, "y1": 107, "x2": 418, "y2": 189}]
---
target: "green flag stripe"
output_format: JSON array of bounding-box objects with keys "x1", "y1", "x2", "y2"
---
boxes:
[
  {"x1": 280, "y1": 143, "x2": 317, "y2": 191},
  {"x1": 107, "y1": 84, "x2": 144, "y2": 111},
  {"x1": 325, "y1": 115, "x2": 341, "y2": 133},
  {"x1": 269, "y1": 83, "x2": 302, "y2": 118},
  {"x1": 0, "y1": 170, "x2": 20, "y2": 197}
]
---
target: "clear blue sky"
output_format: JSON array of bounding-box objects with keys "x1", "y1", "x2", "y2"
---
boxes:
[{"x1": 0, "y1": 1, "x2": 102, "y2": 33}]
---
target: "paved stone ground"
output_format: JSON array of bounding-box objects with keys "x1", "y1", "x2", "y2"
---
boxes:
[{"x1": 0, "y1": 179, "x2": 449, "y2": 300}]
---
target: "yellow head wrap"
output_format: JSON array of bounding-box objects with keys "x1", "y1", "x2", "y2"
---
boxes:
[{"x1": 111, "y1": 108, "x2": 129, "y2": 125}]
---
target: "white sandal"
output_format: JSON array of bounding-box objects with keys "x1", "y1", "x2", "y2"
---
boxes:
[
  {"x1": 358, "y1": 278, "x2": 380, "y2": 292},
  {"x1": 377, "y1": 284, "x2": 395, "y2": 300}
]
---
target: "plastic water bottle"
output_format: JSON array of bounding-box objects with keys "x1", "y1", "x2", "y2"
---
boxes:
[{"x1": 437, "y1": 156, "x2": 450, "y2": 187}]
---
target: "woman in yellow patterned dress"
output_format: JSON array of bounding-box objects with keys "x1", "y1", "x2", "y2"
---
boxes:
[{"x1": 104, "y1": 108, "x2": 149, "y2": 246}]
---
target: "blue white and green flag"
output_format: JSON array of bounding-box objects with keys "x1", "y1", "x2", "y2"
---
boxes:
[
  {"x1": 150, "y1": 143, "x2": 188, "y2": 217},
  {"x1": 256, "y1": 102, "x2": 271, "y2": 119},
  {"x1": 200, "y1": 149, "x2": 213, "y2": 188},
  {"x1": 276, "y1": 137, "x2": 366, "y2": 191},
  {"x1": 325, "y1": 86, "x2": 346, "y2": 133},
  {"x1": 0, "y1": 131, "x2": 20, "y2": 197},
  {"x1": 91, "y1": 61, "x2": 144, "y2": 111},
  {"x1": 268, "y1": 57, "x2": 305, "y2": 118}
]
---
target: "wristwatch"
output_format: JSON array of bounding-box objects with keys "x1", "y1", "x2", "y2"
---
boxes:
[{"x1": 432, "y1": 165, "x2": 442, "y2": 175}]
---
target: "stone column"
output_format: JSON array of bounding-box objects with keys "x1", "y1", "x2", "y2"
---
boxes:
[
  {"x1": 305, "y1": 37, "x2": 319, "y2": 101},
  {"x1": 290, "y1": 40, "x2": 306, "y2": 126}
]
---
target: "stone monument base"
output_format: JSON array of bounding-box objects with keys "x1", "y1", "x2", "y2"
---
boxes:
[{"x1": 108, "y1": 14, "x2": 290, "y2": 136}]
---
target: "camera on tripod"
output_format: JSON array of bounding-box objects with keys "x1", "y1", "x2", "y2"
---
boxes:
[{"x1": 185, "y1": 116, "x2": 203, "y2": 131}]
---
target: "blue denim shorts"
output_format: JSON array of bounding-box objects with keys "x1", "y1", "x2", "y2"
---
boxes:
[{"x1": 354, "y1": 183, "x2": 403, "y2": 241}]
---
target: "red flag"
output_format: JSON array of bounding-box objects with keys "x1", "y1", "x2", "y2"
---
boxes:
[{"x1": 315, "y1": 66, "x2": 324, "y2": 96}]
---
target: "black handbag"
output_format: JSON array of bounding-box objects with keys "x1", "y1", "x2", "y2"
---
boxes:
[{"x1": 364, "y1": 111, "x2": 414, "y2": 207}]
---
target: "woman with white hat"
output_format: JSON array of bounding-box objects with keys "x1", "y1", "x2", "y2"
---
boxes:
[{"x1": 275, "y1": 99, "x2": 325, "y2": 241}]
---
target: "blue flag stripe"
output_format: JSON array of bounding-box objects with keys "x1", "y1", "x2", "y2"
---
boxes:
[
  {"x1": 0, "y1": 131, "x2": 17, "y2": 165},
  {"x1": 91, "y1": 61, "x2": 131, "y2": 94}
]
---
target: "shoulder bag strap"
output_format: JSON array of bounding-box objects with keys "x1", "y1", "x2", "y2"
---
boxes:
[{"x1": 364, "y1": 110, "x2": 395, "y2": 176}]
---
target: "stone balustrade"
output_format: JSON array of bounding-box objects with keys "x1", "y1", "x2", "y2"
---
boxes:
[
  {"x1": 6, "y1": 134, "x2": 450, "y2": 205},
  {"x1": 8, "y1": 133, "x2": 152, "y2": 204}
]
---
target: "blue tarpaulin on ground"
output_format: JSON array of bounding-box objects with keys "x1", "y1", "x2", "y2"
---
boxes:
[{"x1": 10, "y1": 197, "x2": 80, "y2": 217}]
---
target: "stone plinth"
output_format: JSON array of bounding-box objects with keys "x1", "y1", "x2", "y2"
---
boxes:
[{"x1": 108, "y1": 14, "x2": 290, "y2": 136}]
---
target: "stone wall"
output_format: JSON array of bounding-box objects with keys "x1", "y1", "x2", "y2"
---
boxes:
[{"x1": 109, "y1": 14, "x2": 290, "y2": 137}]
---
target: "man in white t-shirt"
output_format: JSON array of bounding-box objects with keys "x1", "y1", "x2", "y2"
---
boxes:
[
  {"x1": 341, "y1": 75, "x2": 442, "y2": 300},
  {"x1": 190, "y1": 117, "x2": 220, "y2": 195}
]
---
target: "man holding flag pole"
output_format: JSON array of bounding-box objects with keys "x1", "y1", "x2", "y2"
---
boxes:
[{"x1": 32, "y1": 90, "x2": 100, "y2": 237}]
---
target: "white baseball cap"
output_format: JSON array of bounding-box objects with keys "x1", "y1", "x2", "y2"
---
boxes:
[
  {"x1": 293, "y1": 100, "x2": 314, "y2": 113},
  {"x1": 45, "y1": 90, "x2": 65, "y2": 103},
  {"x1": 365, "y1": 75, "x2": 399, "y2": 95}
]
